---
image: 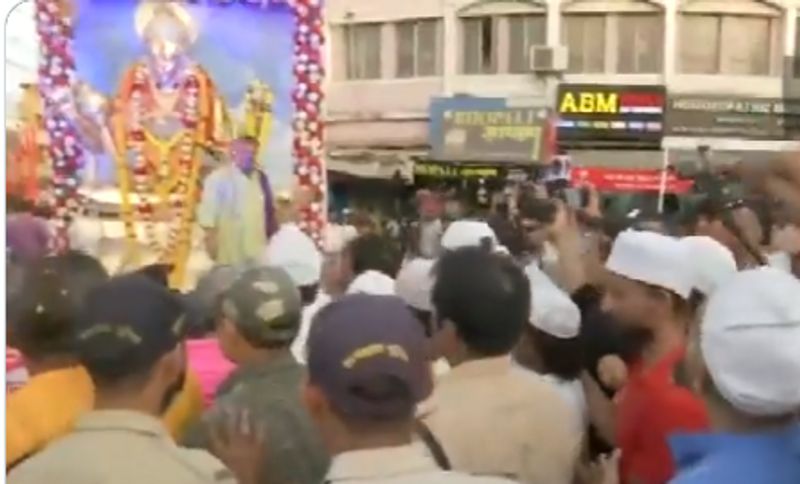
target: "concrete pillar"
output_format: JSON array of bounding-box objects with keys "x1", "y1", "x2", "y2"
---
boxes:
[
  {"x1": 546, "y1": 0, "x2": 561, "y2": 46},
  {"x1": 442, "y1": 0, "x2": 459, "y2": 95},
  {"x1": 662, "y1": 0, "x2": 677, "y2": 84},
  {"x1": 784, "y1": 6, "x2": 797, "y2": 58}
]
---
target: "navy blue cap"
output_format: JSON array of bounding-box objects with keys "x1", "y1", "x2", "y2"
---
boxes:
[
  {"x1": 307, "y1": 294, "x2": 432, "y2": 420},
  {"x1": 75, "y1": 273, "x2": 187, "y2": 370}
]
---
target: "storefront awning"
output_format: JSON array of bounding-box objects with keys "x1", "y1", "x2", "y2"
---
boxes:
[{"x1": 327, "y1": 149, "x2": 422, "y2": 181}]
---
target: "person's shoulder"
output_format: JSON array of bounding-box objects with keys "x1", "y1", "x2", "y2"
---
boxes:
[
  {"x1": 416, "y1": 471, "x2": 518, "y2": 484},
  {"x1": 167, "y1": 445, "x2": 238, "y2": 483}
]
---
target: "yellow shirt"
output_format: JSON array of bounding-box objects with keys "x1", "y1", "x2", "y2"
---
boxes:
[
  {"x1": 6, "y1": 366, "x2": 203, "y2": 469},
  {"x1": 197, "y1": 165, "x2": 267, "y2": 266}
]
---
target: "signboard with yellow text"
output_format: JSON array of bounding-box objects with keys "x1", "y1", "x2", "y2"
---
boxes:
[
  {"x1": 556, "y1": 84, "x2": 665, "y2": 149},
  {"x1": 430, "y1": 105, "x2": 550, "y2": 163}
]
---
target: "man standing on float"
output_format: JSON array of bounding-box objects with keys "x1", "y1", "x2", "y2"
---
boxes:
[{"x1": 197, "y1": 136, "x2": 278, "y2": 266}]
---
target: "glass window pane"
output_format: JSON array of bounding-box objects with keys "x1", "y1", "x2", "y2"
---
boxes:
[
  {"x1": 720, "y1": 16, "x2": 770, "y2": 75},
  {"x1": 396, "y1": 22, "x2": 415, "y2": 78},
  {"x1": 361, "y1": 24, "x2": 382, "y2": 79},
  {"x1": 617, "y1": 14, "x2": 663, "y2": 73},
  {"x1": 462, "y1": 18, "x2": 481, "y2": 74},
  {"x1": 480, "y1": 17, "x2": 496, "y2": 73},
  {"x1": 417, "y1": 20, "x2": 439, "y2": 76},
  {"x1": 679, "y1": 15, "x2": 720, "y2": 74},
  {"x1": 508, "y1": 15, "x2": 546, "y2": 74},
  {"x1": 564, "y1": 15, "x2": 605, "y2": 73},
  {"x1": 508, "y1": 16, "x2": 527, "y2": 73}
]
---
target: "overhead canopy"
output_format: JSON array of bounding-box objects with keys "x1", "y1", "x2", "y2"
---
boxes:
[{"x1": 5, "y1": 0, "x2": 37, "y2": 124}]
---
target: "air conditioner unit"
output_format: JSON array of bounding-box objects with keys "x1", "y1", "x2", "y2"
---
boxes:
[{"x1": 529, "y1": 45, "x2": 568, "y2": 73}]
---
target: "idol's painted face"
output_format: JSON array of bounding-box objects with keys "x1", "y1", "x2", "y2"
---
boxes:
[{"x1": 144, "y1": 15, "x2": 188, "y2": 84}]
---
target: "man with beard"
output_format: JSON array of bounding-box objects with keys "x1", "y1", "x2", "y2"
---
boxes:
[
  {"x1": 602, "y1": 230, "x2": 710, "y2": 484},
  {"x1": 8, "y1": 274, "x2": 245, "y2": 484}
]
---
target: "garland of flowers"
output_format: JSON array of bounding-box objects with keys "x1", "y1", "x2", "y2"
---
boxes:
[
  {"x1": 35, "y1": 0, "x2": 83, "y2": 253},
  {"x1": 291, "y1": 0, "x2": 326, "y2": 246},
  {"x1": 125, "y1": 66, "x2": 200, "y2": 261}
]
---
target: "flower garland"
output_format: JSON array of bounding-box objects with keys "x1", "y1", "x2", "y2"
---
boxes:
[
  {"x1": 126, "y1": 66, "x2": 200, "y2": 261},
  {"x1": 291, "y1": 0, "x2": 326, "y2": 246},
  {"x1": 35, "y1": 0, "x2": 83, "y2": 253}
]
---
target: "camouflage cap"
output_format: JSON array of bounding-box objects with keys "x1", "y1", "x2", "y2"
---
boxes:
[{"x1": 220, "y1": 266, "x2": 302, "y2": 347}]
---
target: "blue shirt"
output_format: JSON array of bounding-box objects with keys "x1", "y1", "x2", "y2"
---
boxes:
[{"x1": 669, "y1": 424, "x2": 800, "y2": 484}]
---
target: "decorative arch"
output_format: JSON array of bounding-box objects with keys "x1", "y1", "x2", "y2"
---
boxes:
[{"x1": 457, "y1": 0, "x2": 546, "y2": 17}]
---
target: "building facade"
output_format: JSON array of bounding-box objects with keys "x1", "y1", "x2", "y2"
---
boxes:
[{"x1": 326, "y1": 0, "x2": 800, "y2": 173}]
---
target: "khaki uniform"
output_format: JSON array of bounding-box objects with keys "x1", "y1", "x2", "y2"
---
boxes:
[
  {"x1": 8, "y1": 410, "x2": 236, "y2": 484},
  {"x1": 183, "y1": 355, "x2": 329, "y2": 484},
  {"x1": 422, "y1": 357, "x2": 581, "y2": 484},
  {"x1": 326, "y1": 443, "x2": 516, "y2": 484}
]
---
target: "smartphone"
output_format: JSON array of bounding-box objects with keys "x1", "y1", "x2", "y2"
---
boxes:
[{"x1": 563, "y1": 188, "x2": 583, "y2": 209}]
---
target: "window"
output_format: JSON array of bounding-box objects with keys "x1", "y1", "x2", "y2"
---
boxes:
[
  {"x1": 396, "y1": 20, "x2": 441, "y2": 78},
  {"x1": 617, "y1": 14, "x2": 663, "y2": 73},
  {"x1": 508, "y1": 15, "x2": 546, "y2": 74},
  {"x1": 720, "y1": 16, "x2": 770, "y2": 75},
  {"x1": 794, "y1": 16, "x2": 800, "y2": 77},
  {"x1": 679, "y1": 14, "x2": 773, "y2": 75},
  {"x1": 344, "y1": 23, "x2": 382, "y2": 80},
  {"x1": 678, "y1": 15, "x2": 719, "y2": 73},
  {"x1": 563, "y1": 14, "x2": 606, "y2": 73},
  {"x1": 462, "y1": 17, "x2": 497, "y2": 74}
]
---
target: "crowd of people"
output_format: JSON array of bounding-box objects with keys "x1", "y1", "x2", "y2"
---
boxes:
[{"x1": 5, "y1": 153, "x2": 800, "y2": 484}]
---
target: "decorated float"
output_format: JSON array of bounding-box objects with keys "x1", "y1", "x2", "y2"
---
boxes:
[{"x1": 33, "y1": 0, "x2": 327, "y2": 287}]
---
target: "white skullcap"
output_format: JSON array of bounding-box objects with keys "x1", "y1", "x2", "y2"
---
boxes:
[
  {"x1": 263, "y1": 223, "x2": 321, "y2": 286},
  {"x1": 606, "y1": 230, "x2": 693, "y2": 299},
  {"x1": 679, "y1": 236, "x2": 738, "y2": 296},
  {"x1": 347, "y1": 270, "x2": 396, "y2": 296},
  {"x1": 701, "y1": 267, "x2": 800, "y2": 417},
  {"x1": 441, "y1": 220, "x2": 499, "y2": 251},
  {"x1": 395, "y1": 258, "x2": 436, "y2": 312},
  {"x1": 323, "y1": 224, "x2": 358, "y2": 254},
  {"x1": 526, "y1": 265, "x2": 581, "y2": 338}
]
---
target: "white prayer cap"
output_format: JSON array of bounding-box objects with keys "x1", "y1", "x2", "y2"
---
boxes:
[
  {"x1": 347, "y1": 270, "x2": 396, "y2": 296},
  {"x1": 441, "y1": 220, "x2": 499, "y2": 251},
  {"x1": 701, "y1": 267, "x2": 800, "y2": 417},
  {"x1": 323, "y1": 224, "x2": 358, "y2": 254},
  {"x1": 679, "y1": 236, "x2": 737, "y2": 296},
  {"x1": 527, "y1": 266, "x2": 581, "y2": 339},
  {"x1": 264, "y1": 224, "x2": 321, "y2": 286},
  {"x1": 606, "y1": 230, "x2": 693, "y2": 299},
  {"x1": 395, "y1": 258, "x2": 436, "y2": 312}
]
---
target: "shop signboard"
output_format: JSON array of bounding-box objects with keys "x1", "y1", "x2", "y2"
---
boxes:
[
  {"x1": 570, "y1": 167, "x2": 694, "y2": 193},
  {"x1": 430, "y1": 102, "x2": 550, "y2": 163},
  {"x1": 556, "y1": 84, "x2": 666, "y2": 149},
  {"x1": 665, "y1": 95, "x2": 800, "y2": 140},
  {"x1": 414, "y1": 162, "x2": 502, "y2": 179}
]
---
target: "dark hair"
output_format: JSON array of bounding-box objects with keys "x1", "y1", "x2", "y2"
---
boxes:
[
  {"x1": 299, "y1": 283, "x2": 320, "y2": 306},
  {"x1": 408, "y1": 306, "x2": 435, "y2": 337},
  {"x1": 517, "y1": 195, "x2": 557, "y2": 224},
  {"x1": 348, "y1": 234, "x2": 402, "y2": 278},
  {"x1": 133, "y1": 263, "x2": 173, "y2": 287},
  {"x1": 432, "y1": 247, "x2": 530, "y2": 356},
  {"x1": 527, "y1": 327, "x2": 583, "y2": 381},
  {"x1": 11, "y1": 252, "x2": 109, "y2": 359}
]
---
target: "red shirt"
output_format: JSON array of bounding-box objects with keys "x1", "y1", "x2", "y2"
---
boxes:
[{"x1": 616, "y1": 347, "x2": 710, "y2": 484}]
